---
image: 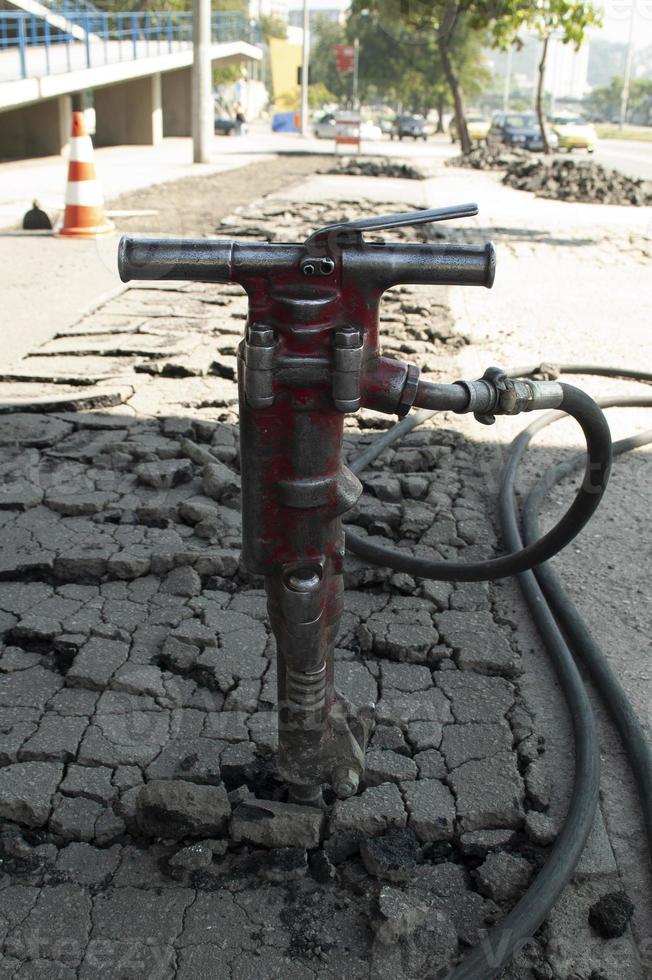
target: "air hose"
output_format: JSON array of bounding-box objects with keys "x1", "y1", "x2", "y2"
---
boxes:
[
  {"x1": 346, "y1": 367, "x2": 652, "y2": 980},
  {"x1": 523, "y1": 399, "x2": 652, "y2": 859},
  {"x1": 347, "y1": 383, "x2": 613, "y2": 581}
]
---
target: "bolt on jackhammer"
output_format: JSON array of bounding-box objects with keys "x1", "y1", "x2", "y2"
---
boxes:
[{"x1": 118, "y1": 203, "x2": 602, "y2": 806}]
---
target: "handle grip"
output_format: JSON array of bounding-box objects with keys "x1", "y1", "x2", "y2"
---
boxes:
[
  {"x1": 118, "y1": 236, "x2": 235, "y2": 283},
  {"x1": 344, "y1": 241, "x2": 496, "y2": 289},
  {"x1": 118, "y1": 235, "x2": 495, "y2": 290}
]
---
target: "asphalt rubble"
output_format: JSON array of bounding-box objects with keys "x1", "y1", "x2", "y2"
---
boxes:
[
  {"x1": 448, "y1": 143, "x2": 652, "y2": 206},
  {"x1": 321, "y1": 157, "x2": 424, "y2": 180}
]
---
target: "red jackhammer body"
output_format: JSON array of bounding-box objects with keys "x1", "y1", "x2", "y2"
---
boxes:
[{"x1": 118, "y1": 205, "x2": 501, "y2": 804}]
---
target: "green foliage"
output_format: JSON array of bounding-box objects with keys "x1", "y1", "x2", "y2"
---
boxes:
[
  {"x1": 586, "y1": 76, "x2": 652, "y2": 121},
  {"x1": 522, "y1": 1, "x2": 601, "y2": 49},
  {"x1": 213, "y1": 63, "x2": 242, "y2": 87},
  {"x1": 259, "y1": 14, "x2": 287, "y2": 41},
  {"x1": 486, "y1": 1, "x2": 601, "y2": 151},
  {"x1": 586, "y1": 75, "x2": 622, "y2": 119},
  {"x1": 308, "y1": 83, "x2": 336, "y2": 109},
  {"x1": 94, "y1": 0, "x2": 247, "y2": 14},
  {"x1": 349, "y1": 1, "x2": 512, "y2": 150},
  {"x1": 345, "y1": 2, "x2": 490, "y2": 112},
  {"x1": 309, "y1": 17, "x2": 351, "y2": 103}
]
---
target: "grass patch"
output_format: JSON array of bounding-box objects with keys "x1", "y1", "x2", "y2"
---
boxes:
[{"x1": 596, "y1": 125, "x2": 652, "y2": 142}]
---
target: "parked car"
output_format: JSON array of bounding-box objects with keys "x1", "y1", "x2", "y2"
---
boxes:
[
  {"x1": 449, "y1": 113, "x2": 490, "y2": 143},
  {"x1": 313, "y1": 112, "x2": 336, "y2": 139},
  {"x1": 214, "y1": 117, "x2": 240, "y2": 136},
  {"x1": 391, "y1": 115, "x2": 427, "y2": 140},
  {"x1": 549, "y1": 113, "x2": 597, "y2": 152},
  {"x1": 488, "y1": 111, "x2": 558, "y2": 151},
  {"x1": 360, "y1": 120, "x2": 383, "y2": 141}
]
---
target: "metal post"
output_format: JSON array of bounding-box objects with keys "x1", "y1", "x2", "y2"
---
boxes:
[
  {"x1": 84, "y1": 13, "x2": 90, "y2": 68},
  {"x1": 619, "y1": 3, "x2": 635, "y2": 130},
  {"x1": 192, "y1": 0, "x2": 212, "y2": 163},
  {"x1": 44, "y1": 17, "x2": 51, "y2": 75},
  {"x1": 352, "y1": 36, "x2": 359, "y2": 108},
  {"x1": 503, "y1": 43, "x2": 512, "y2": 113},
  {"x1": 300, "y1": 0, "x2": 309, "y2": 137},
  {"x1": 17, "y1": 16, "x2": 26, "y2": 79}
]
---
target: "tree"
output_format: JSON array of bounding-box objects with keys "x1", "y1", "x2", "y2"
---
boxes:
[
  {"x1": 533, "y1": 3, "x2": 601, "y2": 151},
  {"x1": 309, "y1": 17, "x2": 351, "y2": 103},
  {"x1": 351, "y1": 1, "x2": 541, "y2": 152},
  {"x1": 490, "y1": 1, "x2": 601, "y2": 152},
  {"x1": 348, "y1": 1, "x2": 494, "y2": 149},
  {"x1": 585, "y1": 75, "x2": 623, "y2": 121}
]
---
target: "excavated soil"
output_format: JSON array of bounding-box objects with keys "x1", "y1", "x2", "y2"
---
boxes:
[{"x1": 108, "y1": 153, "x2": 329, "y2": 237}]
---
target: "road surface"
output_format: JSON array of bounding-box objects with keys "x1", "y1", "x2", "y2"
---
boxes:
[{"x1": 594, "y1": 138, "x2": 652, "y2": 181}]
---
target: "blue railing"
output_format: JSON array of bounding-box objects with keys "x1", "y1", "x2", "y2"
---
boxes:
[{"x1": 0, "y1": 10, "x2": 260, "y2": 82}]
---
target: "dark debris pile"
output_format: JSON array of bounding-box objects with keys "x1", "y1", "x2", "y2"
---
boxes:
[
  {"x1": 448, "y1": 144, "x2": 652, "y2": 206},
  {"x1": 503, "y1": 157, "x2": 652, "y2": 206},
  {"x1": 446, "y1": 144, "x2": 530, "y2": 171},
  {"x1": 322, "y1": 157, "x2": 424, "y2": 180}
]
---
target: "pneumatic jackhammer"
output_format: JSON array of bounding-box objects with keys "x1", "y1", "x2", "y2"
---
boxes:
[{"x1": 118, "y1": 203, "x2": 585, "y2": 807}]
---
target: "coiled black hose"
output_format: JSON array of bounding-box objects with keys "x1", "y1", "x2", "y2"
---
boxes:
[
  {"x1": 347, "y1": 383, "x2": 613, "y2": 581},
  {"x1": 346, "y1": 368, "x2": 652, "y2": 980}
]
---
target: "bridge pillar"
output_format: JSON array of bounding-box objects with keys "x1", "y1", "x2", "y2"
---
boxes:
[
  {"x1": 94, "y1": 74, "x2": 163, "y2": 147},
  {"x1": 58, "y1": 96, "x2": 73, "y2": 153},
  {"x1": 0, "y1": 96, "x2": 71, "y2": 159},
  {"x1": 162, "y1": 68, "x2": 192, "y2": 137}
]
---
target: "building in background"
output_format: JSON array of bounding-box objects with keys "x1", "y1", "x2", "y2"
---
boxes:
[
  {"x1": 288, "y1": 0, "x2": 347, "y2": 32},
  {"x1": 268, "y1": 35, "x2": 303, "y2": 108},
  {"x1": 249, "y1": 0, "x2": 291, "y2": 23},
  {"x1": 546, "y1": 37, "x2": 590, "y2": 101},
  {"x1": 490, "y1": 34, "x2": 590, "y2": 106},
  {"x1": 288, "y1": 6, "x2": 346, "y2": 30}
]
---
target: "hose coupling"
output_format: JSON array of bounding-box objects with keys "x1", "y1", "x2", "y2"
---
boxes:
[{"x1": 457, "y1": 367, "x2": 564, "y2": 425}]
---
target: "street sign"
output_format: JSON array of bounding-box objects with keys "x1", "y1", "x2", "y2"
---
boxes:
[{"x1": 334, "y1": 44, "x2": 355, "y2": 74}]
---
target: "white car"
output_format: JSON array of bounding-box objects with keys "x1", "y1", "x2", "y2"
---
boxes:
[
  {"x1": 313, "y1": 113, "x2": 383, "y2": 141},
  {"x1": 360, "y1": 120, "x2": 383, "y2": 141},
  {"x1": 313, "y1": 113, "x2": 336, "y2": 139}
]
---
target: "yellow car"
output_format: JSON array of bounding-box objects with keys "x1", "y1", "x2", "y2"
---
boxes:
[
  {"x1": 550, "y1": 114, "x2": 597, "y2": 152},
  {"x1": 449, "y1": 113, "x2": 490, "y2": 143}
]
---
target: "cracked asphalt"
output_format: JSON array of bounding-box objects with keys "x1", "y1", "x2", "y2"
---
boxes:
[{"x1": 0, "y1": 170, "x2": 650, "y2": 980}]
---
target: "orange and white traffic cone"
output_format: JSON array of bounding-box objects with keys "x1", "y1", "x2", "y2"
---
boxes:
[{"x1": 58, "y1": 111, "x2": 113, "y2": 239}]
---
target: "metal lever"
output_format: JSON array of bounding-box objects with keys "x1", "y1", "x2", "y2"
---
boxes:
[{"x1": 304, "y1": 202, "x2": 479, "y2": 247}]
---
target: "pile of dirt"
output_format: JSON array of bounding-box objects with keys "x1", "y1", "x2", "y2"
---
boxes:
[
  {"x1": 446, "y1": 144, "x2": 529, "y2": 170},
  {"x1": 503, "y1": 157, "x2": 652, "y2": 206},
  {"x1": 323, "y1": 157, "x2": 424, "y2": 180}
]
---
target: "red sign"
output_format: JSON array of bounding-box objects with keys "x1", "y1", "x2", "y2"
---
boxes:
[{"x1": 334, "y1": 44, "x2": 355, "y2": 74}]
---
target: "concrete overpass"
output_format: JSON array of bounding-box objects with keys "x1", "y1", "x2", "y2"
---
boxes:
[{"x1": 0, "y1": 5, "x2": 262, "y2": 157}]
